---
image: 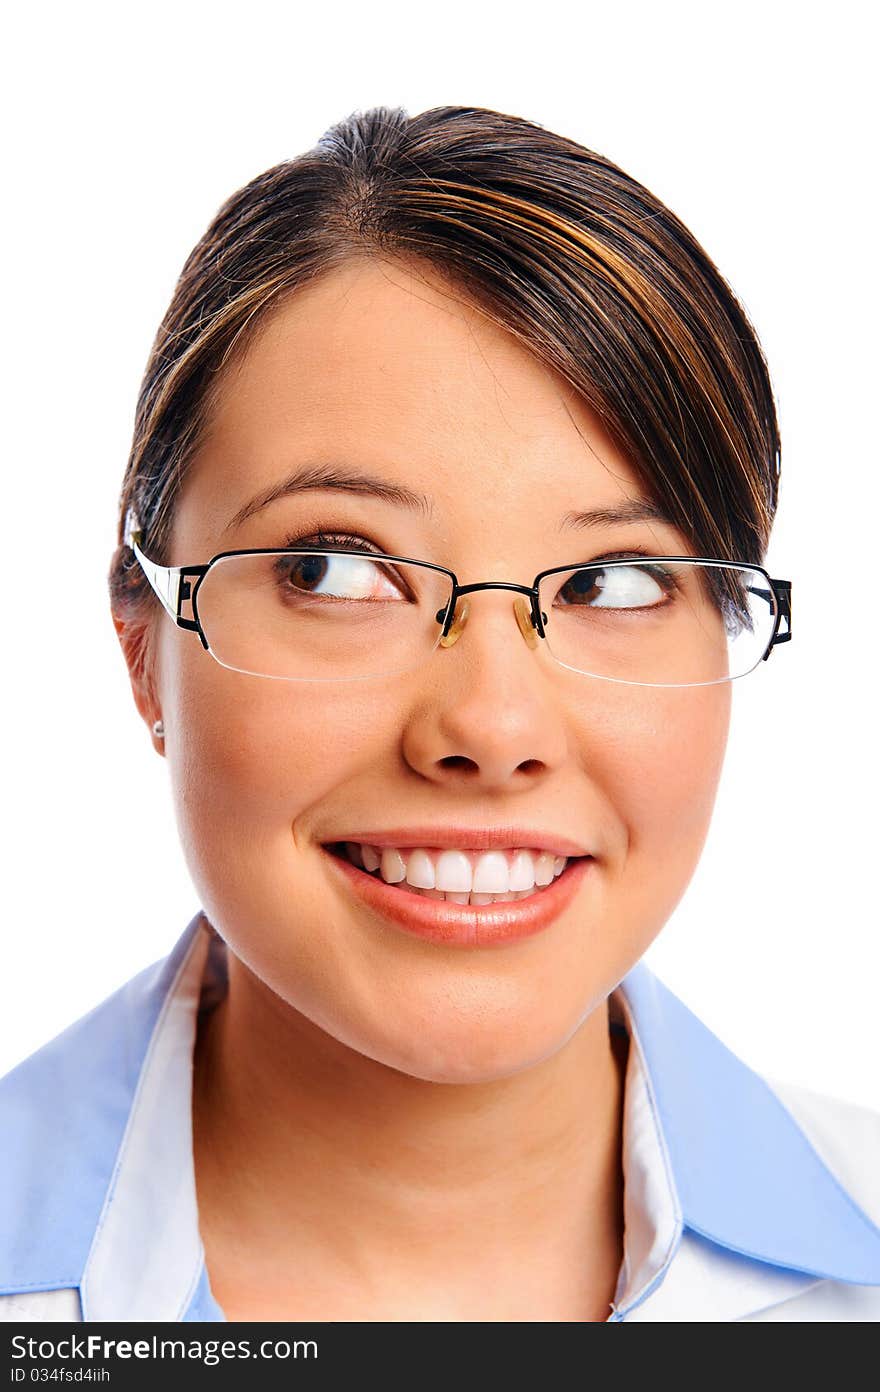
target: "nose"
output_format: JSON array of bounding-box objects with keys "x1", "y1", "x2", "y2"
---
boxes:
[
  {"x1": 400, "y1": 586, "x2": 569, "y2": 792},
  {"x1": 437, "y1": 591, "x2": 543, "y2": 652}
]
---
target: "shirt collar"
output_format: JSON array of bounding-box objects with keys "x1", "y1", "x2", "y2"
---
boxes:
[
  {"x1": 616, "y1": 962, "x2": 880, "y2": 1291},
  {"x1": 2, "y1": 911, "x2": 880, "y2": 1321}
]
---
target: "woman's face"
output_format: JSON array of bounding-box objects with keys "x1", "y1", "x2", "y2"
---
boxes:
[{"x1": 139, "y1": 257, "x2": 730, "y2": 1084}]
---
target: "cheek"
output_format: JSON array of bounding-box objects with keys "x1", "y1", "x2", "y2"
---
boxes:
[
  {"x1": 567, "y1": 681, "x2": 731, "y2": 947},
  {"x1": 161, "y1": 639, "x2": 397, "y2": 881},
  {"x1": 618, "y1": 686, "x2": 729, "y2": 839}
]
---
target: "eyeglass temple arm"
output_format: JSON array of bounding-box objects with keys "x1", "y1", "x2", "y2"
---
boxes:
[
  {"x1": 769, "y1": 578, "x2": 791, "y2": 643},
  {"x1": 124, "y1": 517, "x2": 203, "y2": 633},
  {"x1": 758, "y1": 576, "x2": 792, "y2": 658}
]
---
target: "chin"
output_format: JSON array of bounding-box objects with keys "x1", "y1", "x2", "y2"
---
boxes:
[{"x1": 347, "y1": 1011, "x2": 581, "y2": 1086}]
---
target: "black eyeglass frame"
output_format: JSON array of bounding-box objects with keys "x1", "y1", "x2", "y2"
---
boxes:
[{"x1": 126, "y1": 530, "x2": 792, "y2": 673}]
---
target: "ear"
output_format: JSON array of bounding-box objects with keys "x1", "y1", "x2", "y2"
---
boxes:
[{"x1": 111, "y1": 607, "x2": 165, "y2": 754}]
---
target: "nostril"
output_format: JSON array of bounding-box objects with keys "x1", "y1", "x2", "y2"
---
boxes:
[{"x1": 439, "y1": 756, "x2": 478, "y2": 772}]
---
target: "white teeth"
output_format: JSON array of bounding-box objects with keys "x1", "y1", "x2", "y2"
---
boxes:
[
  {"x1": 340, "y1": 841, "x2": 573, "y2": 898},
  {"x1": 534, "y1": 851, "x2": 557, "y2": 886},
  {"x1": 361, "y1": 844, "x2": 381, "y2": 872},
  {"x1": 405, "y1": 887, "x2": 525, "y2": 905},
  {"x1": 471, "y1": 851, "x2": 510, "y2": 894},
  {"x1": 434, "y1": 849, "x2": 473, "y2": 893},
  {"x1": 379, "y1": 848, "x2": 406, "y2": 883},
  {"x1": 509, "y1": 849, "x2": 537, "y2": 892},
  {"x1": 405, "y1": 849, "x2": 435, "y2": 890}
]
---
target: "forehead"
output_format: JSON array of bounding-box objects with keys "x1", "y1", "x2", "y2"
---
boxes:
[{"x1": 180, "y1": 257, "x2": 658, "y2": 545}]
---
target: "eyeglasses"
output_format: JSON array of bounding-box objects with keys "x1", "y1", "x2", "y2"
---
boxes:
[{"x1": 126, "y1": 527, "x2": 792, "y2": 688}]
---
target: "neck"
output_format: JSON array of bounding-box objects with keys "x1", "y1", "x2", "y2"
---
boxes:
[{"x1": 192, "y1": 947, "x2": 629, "y2": 1321}]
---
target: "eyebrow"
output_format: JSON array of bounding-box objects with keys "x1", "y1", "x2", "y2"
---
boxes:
[
  {"x1": 223, "y1": 461, "x2": 673, "y2": 535},
  {"x1": 224, "y1": 463, "x2": 434, "y2": 533},
  {"x1": 560, "y1": 498, "x2": 674, "y2": 531}
]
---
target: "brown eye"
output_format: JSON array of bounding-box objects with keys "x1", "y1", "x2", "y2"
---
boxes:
[
  {"x1": 272, "y1": 550, "x2": 408, "y2": 602},
  {"x1": 556, "y1": 564, "x2": 671, "y2": 611},
  {"x1": 281, "y1": 553, "x2": 329, "y2": 593}
]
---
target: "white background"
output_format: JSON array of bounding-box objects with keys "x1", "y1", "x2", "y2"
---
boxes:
[{"x1": 3, "y1": 1, "x2": 877, "y2": 1105}]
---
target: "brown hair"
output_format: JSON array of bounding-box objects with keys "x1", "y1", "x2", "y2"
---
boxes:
[{"x1": 109, "y1": 103, "x2": 781, "y2": 615}]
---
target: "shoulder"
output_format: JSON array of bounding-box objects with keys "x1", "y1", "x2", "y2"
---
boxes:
[
  {"x1": 764, "y1": 1074, "x2": 880, "y2": 1224},
  {"x1": 745, "y1": 1075, "x2": 880, "y2": 1321},
  {"x1": 0, "y1": 915, "x2": 208, "y2": 1317},
  {"x1": 616, "y1": 962, "x2": 880, "y2": 1319}
]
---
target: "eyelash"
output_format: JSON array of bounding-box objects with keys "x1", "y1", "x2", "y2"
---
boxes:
[{"x1": 283, "y1": 529, "x2": 385, "y2": 555}]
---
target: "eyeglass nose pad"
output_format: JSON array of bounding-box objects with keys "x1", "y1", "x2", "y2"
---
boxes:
[
  {"x1": 438, "y1": 597, "x2": 471, "y2": 648},
  {"x1": 513, "y1": 595, "x2": 539, "y2": 649}
]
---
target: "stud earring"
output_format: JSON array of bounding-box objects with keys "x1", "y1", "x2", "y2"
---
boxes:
[{"x1": 152, "y1": 719, "x2": 165, "y2": 739}]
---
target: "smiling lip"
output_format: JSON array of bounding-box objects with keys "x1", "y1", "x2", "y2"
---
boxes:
[
  {"x1": 322, "y1": 844, "x2": 594, "y2": 947},
  {"x1": 321, "y1": 826, "x2": 593, "y2": 857}
]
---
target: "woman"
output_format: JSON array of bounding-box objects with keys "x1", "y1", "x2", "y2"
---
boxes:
[{"x1": 2, "y1": 104, "x2": 878, "y2": 1324}]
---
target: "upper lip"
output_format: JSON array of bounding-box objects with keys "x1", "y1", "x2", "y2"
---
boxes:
[{"x1": 323, "y1": 826, "x2": 593, "y2": 858}]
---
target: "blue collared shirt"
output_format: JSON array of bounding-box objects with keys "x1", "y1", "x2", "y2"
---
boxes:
[{"x1": 2, "y1": 911, "x2": 880, "y2": 1322}]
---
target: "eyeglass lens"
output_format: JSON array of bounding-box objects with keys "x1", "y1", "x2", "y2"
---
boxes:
[{"x1": 192, "y1": 551, "x2": 778, "y2": 686}]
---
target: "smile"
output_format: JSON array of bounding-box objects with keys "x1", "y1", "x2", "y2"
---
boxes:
[
  {"x1": 330, "y1": 841, "x2": 569, "y2": 904},
  {"x1": 322, "y1": 841, "x2": 594, "y2": 947}
]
